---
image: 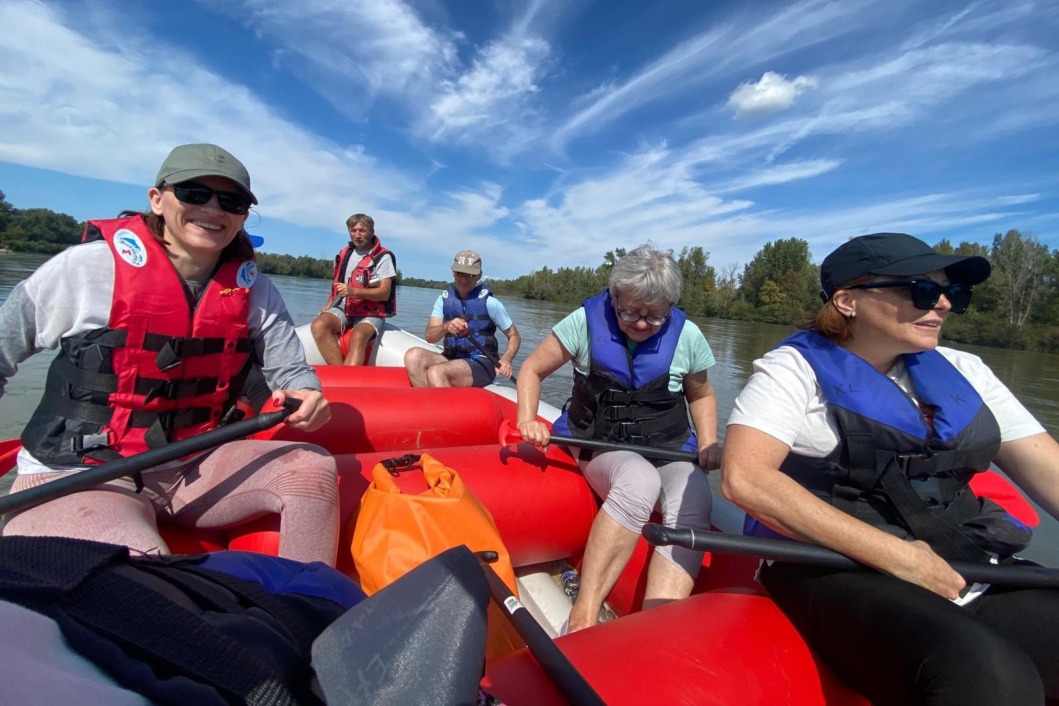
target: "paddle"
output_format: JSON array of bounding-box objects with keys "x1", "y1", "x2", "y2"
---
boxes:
[
  {"x1": 498, "y1": 419, "x2": 699, "y2": 464},
  {"x1": 476, "y1": 552, "x2": 606, "y2": 706},
  {"x1": 642, "y1": 523, "x2": 1059, "y2": 590},
  {"x1": 461, "y1": 332, "x2": 517, "y2": 384},
  {"x1": 0, "y1": 400, "x2": 300, "y2": 517}
]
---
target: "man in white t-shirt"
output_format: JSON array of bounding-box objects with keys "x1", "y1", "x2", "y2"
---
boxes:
[{"x1": 310, "y1": 214, "x2": 397, "y2": 365}]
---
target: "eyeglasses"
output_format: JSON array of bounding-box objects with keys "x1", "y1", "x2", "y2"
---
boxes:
[
  {"x1": 846, "y1": 279, "x2": 973, "y2": 314},
  {"x1": 167, "y1": 182, "x2": 252, "y2": 215},
  {"x1": 615, "y1": 305, "x2": 670, "y2": 326}
]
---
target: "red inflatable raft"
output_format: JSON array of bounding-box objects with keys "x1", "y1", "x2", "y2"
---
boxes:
[{"x1": 0, "y1": 361, "x2": 1041, "y2": 706}]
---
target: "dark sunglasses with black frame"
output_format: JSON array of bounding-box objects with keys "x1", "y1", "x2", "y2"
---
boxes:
[
  {"x1": 164, "y1": 181, "x2": 253, "y2": 216},
  {"x1": 844, "y1": 278, "x2": 973, "y2": 314}
]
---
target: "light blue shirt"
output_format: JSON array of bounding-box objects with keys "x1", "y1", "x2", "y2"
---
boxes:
[
  {"x1": 430, "y1": 290, "x2": 514, "y2": 331},
  {"x1": 552, "y1": 308, "x2": 714, "y2": 393}
]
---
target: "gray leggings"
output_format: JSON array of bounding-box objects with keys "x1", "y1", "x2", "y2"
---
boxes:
[
  {"x1": 3, "y1": 440, "x2": 340, "y2": 566},
  {"x1": 579, "y1": 450, "x2": 712, "y2": 576}
]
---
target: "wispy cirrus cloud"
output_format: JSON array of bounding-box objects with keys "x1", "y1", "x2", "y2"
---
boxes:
[
  {"x1": 211, "y1": 0, "x2": 460, "y2": 120},
  {"x1": 550, "y1": 0, "x2": 874, "y2": 151},
  {"x1": 207, "y1": 0, "x2": 568, "y2": 162},
  {"x1": 0, "y1": 0, "x2": 1057, "y2": 282}
]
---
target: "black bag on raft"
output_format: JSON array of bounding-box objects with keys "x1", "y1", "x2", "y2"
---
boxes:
[
  {"x1": 0, "y1": 536, "x2": 351, "y2": 705},
  {"x1": 0, "y1": 537, "x2": 493, "y2": 706}
]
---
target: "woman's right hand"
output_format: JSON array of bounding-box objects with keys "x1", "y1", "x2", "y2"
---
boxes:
[
  {"x1": 889, "y1": 539, "x2": 967, "y2": 600},
  {"x1": 518, "y1": 420, "x2": 551, "y2": 448}
]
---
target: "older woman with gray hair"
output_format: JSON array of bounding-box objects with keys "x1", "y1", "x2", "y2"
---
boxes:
[{"x1": 516, "y1": 243, "x2": 720, "y2": 633}]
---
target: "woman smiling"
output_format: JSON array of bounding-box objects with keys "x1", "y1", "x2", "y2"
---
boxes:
[
  {"x1": 723, "y1": 232, "x2": 1059, "y2": 705},
  {"x1": 0, "y1": 144, "x2": 340, "y2": 566}
]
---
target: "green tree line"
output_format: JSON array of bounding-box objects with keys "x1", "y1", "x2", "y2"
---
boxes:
[
  {"x1": 3, "y1": 190, "x2": 1057, "y2": 351},
  {"x1": 0, "y1": 190, "x2": 84, "y2": 253}
]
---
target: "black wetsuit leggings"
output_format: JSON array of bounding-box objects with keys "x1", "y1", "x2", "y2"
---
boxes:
[{"x1": 761, "y1": 562, "x2": 1059, "y2": 706}]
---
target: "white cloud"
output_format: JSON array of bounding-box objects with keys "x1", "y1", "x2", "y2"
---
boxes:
[
  {"x1": 551, "y1": 0, "x2": 871, "y2": 150},
  {"x1": 1, "y1": 0, "x2": 1057, "y2": 281},
  {"x1": 212, "y1": 0, "x2": 562, "y2": 162},
  {"x1": 423, "y1": 34, "x2": 552, "y2": 158},
  {"x1": 0, "y1": 1, "x2": 410, "y2": 230},
  {"x1": 727, "y1": 71, "x2": 819, "y2": 118},
  {"x1": 215, "y1": 0, "x2": 460, "y2": 120}
]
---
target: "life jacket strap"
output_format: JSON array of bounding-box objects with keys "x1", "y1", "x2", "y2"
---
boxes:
[
  {"x1": 877, "y1": 460, "x2": 992, "y2": 563},
  {"x1": 150, "y1": 335, "x2": 252, "y2": 372},
  {"x1": 138, "y1": 377, "x2": 224, "y2": 403}
]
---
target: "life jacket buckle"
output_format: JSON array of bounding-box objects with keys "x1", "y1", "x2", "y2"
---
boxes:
[
  {"x1": 71, "y1": 432, "x2": 112, "y2": 453},
  {"x1": 380, "y1": 454, "x2": 421, "y2": 476},
  {"x1": 155, "y1": 338, "x2": 185, "y2": 372},
  {"x1": 145, "y1": 379, "x2": 182, "y2": 404},
  {"x1": 896, "y1": 452, "x2": 932, "y2": 477}
]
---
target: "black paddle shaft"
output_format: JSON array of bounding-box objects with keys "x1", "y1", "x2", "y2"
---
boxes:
[
  {"x1": 642, "y1": 523, "x2": 1059, "y2": 590},
  {"x1": 476, "y1": 555, "x2": 606, "y2": 706},
  {"x1": 461, "y1": 332, "x2": 517, "y2": 384},
  {"x1": 549, "y1": 434, "x2": 696, "y2": 464},
  {"x1": 0, "y1": 400, "x2": 300, "y2": 517},
  {"x1": 499, "y1": 421, "x2": 698, "y2": 465}
]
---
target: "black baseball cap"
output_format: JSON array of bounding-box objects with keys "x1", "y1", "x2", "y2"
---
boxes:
[{"x1": 820, "y1": 233, "x2": 990, "y2": 301}]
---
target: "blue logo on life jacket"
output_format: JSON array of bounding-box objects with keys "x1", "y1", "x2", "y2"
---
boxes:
[
  {"x1": 236, "y1": 260, "x2": 258, "y2": 288},
  {"x1": 114, "y1": 229, "x2": 148, "y2": 268}
]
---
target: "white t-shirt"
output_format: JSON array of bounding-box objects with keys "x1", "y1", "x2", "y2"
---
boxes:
[
  {"x1": 339, "y1": 245, "x2": 396, "y2": 285},
  {"x1": 728, "y1": 344, "x2": 1044, "y2": 457}
]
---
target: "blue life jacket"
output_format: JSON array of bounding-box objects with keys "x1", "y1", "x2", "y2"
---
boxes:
[
  {"x1": 554, "y1": 290, "x2": 696, "y2": 455},
  {"x1": 441, "y1": 285, "x2": 498, "y2": 361},
  {"x1": 745, "y1": 331, "x2": 1031, "y2": 560}
]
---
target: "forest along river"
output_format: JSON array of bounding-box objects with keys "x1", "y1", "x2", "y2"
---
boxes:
[{"x1": 2, "y1": 252, "x2": 1058, "y2": 566}]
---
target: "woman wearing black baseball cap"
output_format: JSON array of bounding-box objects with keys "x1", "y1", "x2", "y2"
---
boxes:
[
  {"x1": 1, "y1": 144, "x2": 340, "y2": 567},
  {"x1": 722, "y1": 232, "x2": 1059, "y2": 704}
]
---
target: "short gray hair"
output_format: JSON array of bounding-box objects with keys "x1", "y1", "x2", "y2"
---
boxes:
[{"x1": 608, "y1": 243, "x2": 683, "y2": 307}]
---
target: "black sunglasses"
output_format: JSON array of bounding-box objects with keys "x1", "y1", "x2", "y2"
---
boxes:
[
  {"x1": 846, "y1": 279, "x2": 973, "y2": 314},
  {"x1": 167, "y1": 181, "x2": 252, "y2": 215}
]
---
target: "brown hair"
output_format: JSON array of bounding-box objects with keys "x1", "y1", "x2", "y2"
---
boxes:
[
  {"x1": 345, "y1": 213, "x2": 375, "y2": 232},
  {"x1": 800, "y1": 274, "x2": 876, "y2": 343},
  {"x1": 119, "y1": 210, "x2": 255, "y2": 261}
]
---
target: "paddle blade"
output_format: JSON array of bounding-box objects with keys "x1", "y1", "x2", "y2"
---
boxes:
[{"x1": 311, "y1": 545, "x2": 489, "y2": 705}]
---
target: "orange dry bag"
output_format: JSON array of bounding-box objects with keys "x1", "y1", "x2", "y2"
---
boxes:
[
  {"x1": 351, "y1": 453, "x2": 518, "y2": 596},
  {"x1": 350, "y1": 454, "x2": 522, "y2": 656}
]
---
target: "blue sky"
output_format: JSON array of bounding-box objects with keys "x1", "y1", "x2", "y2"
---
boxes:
[{"x1": 1, "y1": 0, "x2": 1057, "y2": 282}]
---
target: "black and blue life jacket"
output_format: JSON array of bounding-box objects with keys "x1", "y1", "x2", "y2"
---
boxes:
[
  {"x1": 745, "y1": 330, "x2": 1032, "y2": 560},
  {"x1": 553, "y1": 290, "x2": 696, "y2": 455},
  {"x1": 441, "y1": 284, "x2": 498, "y2": 361}
]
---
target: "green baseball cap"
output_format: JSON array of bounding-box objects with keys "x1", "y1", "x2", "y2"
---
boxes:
[{"x1": 155, "y1": 143, "x2": 258, "y2": 204}]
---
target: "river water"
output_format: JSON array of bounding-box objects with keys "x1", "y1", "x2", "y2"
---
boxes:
[{"x1": 2, "y1": 252, "x2": 1058, "y2": 565}]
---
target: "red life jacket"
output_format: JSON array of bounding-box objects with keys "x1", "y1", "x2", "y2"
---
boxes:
[
  {"x1": 20, "y1": 216, "x2": 255, "y2": 465},
  {"x1": 331, "y1": 237, "x2": 397, "y2": 319}
]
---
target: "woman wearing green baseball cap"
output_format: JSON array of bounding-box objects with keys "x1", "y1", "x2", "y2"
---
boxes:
[{"x1": 0, "y1": 144, "x2": 340, "y2": 566}]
